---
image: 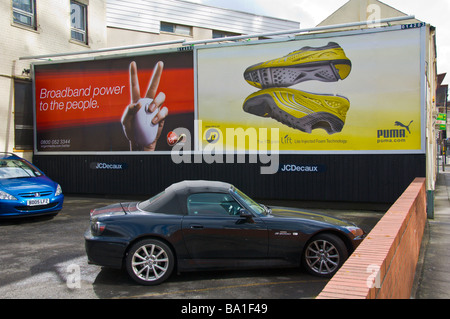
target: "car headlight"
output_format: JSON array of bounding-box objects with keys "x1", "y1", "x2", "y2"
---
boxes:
[
  {"x1": 90, "y1": 220, "x2": 106, "y2": 236},
  {"x1": 0, "y1": 190, "x2": 17, "y2": 200},
  {"x1": 55, "y1": 184, "x2": 62, "y2": 196},
  {"x1": 345, "y1": 226, "x2": 365, "y2": 237}
]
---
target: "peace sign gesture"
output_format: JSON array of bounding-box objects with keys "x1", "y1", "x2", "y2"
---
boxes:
[{"x1": 121, "y1": 61, "x2": 169, "y2": 151}]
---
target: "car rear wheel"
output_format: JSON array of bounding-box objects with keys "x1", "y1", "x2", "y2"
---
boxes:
[
  {"x1": 302, "y1": 233, "x2": 348, "y2": 278},
  {"x1": 125, "y1": 239, "x2": 174, "y2": 285}
]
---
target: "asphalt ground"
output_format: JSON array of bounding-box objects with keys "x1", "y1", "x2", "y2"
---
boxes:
[{"x1": 0, "y1": 195, "x2": 383, "y2": 300}]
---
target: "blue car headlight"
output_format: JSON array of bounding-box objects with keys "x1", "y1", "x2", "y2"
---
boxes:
[
  {"x1": 55, "y1": 184, "x2": 63, "y2": 196},
  {"x1": 0, "y1": 190, "x2": 17, "y2": 200}
]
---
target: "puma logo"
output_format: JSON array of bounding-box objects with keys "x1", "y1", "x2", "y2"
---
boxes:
[{"x1": 394, "y1": 120, "x2": 413, "y2": 134}]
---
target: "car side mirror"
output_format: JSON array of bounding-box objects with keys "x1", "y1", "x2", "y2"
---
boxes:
[{"x1": 239, "y1": 209, "x2": 253, "y2": 220}]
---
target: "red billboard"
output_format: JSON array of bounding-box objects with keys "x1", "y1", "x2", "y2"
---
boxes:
[{"x1": 34, "y1": 50, "x2": 194, "y2": 152}]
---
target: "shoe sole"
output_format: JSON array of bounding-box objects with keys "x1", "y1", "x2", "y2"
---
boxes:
[
  {"x1": 244, "y1": 42, "x2": 352, "y2": 88},
  {"x1": 243, "y1": 88, "x2": 350, "y2": 134}
]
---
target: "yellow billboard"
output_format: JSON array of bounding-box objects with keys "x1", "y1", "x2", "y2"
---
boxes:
[{"x1": 196, "y1": 27, "x2": 423, "y2": 153}]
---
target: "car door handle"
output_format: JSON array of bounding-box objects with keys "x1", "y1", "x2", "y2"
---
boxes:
[{"x1": 190, "y1": 224, "x2": 204, "y2": 229}]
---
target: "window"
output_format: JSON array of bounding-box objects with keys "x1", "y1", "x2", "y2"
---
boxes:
[
  {"x1": 70, "y1": 1, "x2": 87, "y2": 44},
  {"x1": 14, "y1": 80, "x2": 33, "y2": 150},
  {"x1": 160, "y1": 22, "x2": 192, "y2": 36},
  {"x1": 187, "y1": 193, "x2": 242, "y2": 216},
  {"x1": 12, "y1": 0, "x2": 36, "y2": 29},
  {"x1": 212, "y1": 30, "x2": 239, "y2": 39}
]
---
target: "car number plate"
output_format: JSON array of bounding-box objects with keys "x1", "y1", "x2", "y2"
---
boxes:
[{"x1": 27, "y1": 198, "x2": 50, "y2": 206}]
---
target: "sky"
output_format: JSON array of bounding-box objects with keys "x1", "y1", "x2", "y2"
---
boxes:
[{"x1": 184, "y1": 0, "x2": 450, "y2": 84}]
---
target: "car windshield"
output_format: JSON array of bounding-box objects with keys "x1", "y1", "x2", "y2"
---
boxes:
[
  {"x1": 137, "y1": 191, "x2": 165, "y2": 211},
  {"x1": 0, "y1": 159, "x2": 43, "y2": 179},
  {"x1": 231, "y1": 187, "x2": 268, "y2": 216}
]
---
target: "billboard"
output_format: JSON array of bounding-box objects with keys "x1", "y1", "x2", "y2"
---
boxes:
[
  {"x1": 196, "y1": 27, "x2": 424, "y2": 154},
  {"x1": 34, "y1": 50, "x2": 194, "y2": 152},
  {"x1": 33, "y1": 26, "x2": 425, "y2": 155}
]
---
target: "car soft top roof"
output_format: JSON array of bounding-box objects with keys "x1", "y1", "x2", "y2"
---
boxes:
[
  {"x1": 165, "y1": 180, "x2": 232, "y2": 196},
  {"x1": 139, "y1": 180, "x2": 233, "y2": 214}
]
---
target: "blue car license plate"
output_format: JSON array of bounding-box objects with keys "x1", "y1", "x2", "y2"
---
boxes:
[{"x1": 27, "y1": 198, "x2": 50, "y2": 206}]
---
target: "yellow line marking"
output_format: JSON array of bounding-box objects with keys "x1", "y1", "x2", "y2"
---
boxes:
[{"x1": 112, "y1": 279, "x2": 327, "y2": 299}]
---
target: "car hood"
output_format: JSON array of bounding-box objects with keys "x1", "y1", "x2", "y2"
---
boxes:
[
  {"x1": 269, "y1": 206, "x2": 354, "y2": 227},
  {"x1": 0, "y1": 176, "x2": 57, "y2": 195}
]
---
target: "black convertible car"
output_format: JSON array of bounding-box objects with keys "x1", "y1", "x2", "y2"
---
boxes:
[{"x1": 85, "y1": 180, "x2": 365, "y2": 285}]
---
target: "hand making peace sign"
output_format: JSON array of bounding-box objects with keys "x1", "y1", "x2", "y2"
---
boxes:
[{"x1": 121, "y1": 61, "x2": 169, "y2": 151}]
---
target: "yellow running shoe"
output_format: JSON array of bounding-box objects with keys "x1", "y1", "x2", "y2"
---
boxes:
[
  {"x1": 244, "y1": 42, "x2": 352, "y2": 89},
  {"x1": 243, "y1": 88, "x2": 350, "y2": 134}
]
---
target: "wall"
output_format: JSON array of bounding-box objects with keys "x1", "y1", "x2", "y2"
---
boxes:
[
  {"x1": 33, "y1": 154, "x2": 425, "y2": 205},
  {"x1": 105, "y1": 0, "x2": 300, "y2": 50},
  {"x1": 106, "y1": 0, "x2": 300, "y2": 36},
  {"x1": 317, "y1": 177, "x2": 427, "y2": 299}
]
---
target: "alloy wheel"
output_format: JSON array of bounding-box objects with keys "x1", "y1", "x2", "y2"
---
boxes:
[
  {"x1": 303, "y1": 234, "x2": 347, "y2": 277},
  {"x1": 126, "y1": 239, "x2": 174, "y2": 285}
]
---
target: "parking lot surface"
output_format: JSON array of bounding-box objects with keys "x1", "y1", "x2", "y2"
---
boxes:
[{"x1": 0, "y1": 195, "x2": 383, "y2": 299}]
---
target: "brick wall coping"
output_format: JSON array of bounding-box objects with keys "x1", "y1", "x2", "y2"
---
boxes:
[{"x1": 317, "y1": 177, "x2": 427, "y2": 299}]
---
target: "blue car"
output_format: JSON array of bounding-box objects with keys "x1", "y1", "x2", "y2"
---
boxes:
[{"x1": 0, "y1": 153, "x2": 64, "y2": 218}]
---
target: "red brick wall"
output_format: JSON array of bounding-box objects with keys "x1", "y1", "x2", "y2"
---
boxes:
[{"x1": 317, "y1": 178, "x2": 427, "y2": 299}]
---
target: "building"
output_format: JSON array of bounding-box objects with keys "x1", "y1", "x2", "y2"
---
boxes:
[
  {"x1": 2, "y1": 0, "x2": 107, "y2": 157},
  {"x1": 316, "y1": 0, "x2": 420, "y2": 28}
]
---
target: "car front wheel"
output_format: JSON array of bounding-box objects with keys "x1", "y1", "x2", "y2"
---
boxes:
[
  {"x1": 125, "y1": 239, "x2": 174, "y2": 285},
  {"x1": 302, "y1": 233, "x2": 348, "y2": 278}
]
